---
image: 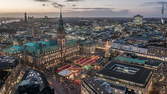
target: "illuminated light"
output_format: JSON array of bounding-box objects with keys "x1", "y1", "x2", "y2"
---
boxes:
[{"x1": 105, "y1": 41, "x2": 111, "y2": 51}]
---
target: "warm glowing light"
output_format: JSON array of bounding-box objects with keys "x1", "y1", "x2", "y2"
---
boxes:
[{"x1": 105, "y1": 41, "x2": 111, "y2": 50}]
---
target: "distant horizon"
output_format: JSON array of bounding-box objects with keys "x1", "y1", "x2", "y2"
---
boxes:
[{"x1": 0, "y1": 12, "x2": 166, "y2": 18}]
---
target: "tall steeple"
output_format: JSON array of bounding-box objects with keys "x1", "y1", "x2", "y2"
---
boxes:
[
  {"x1": 58, "y1": 8, "x2": 64, "y2": 32},
  {"x1": 57, "y1": 8, "x2": 66, "y2": 63},
  {"x1": 57, "y1": 8, "x2": 66, "y2": 46},
  {"x1": 24, "y1": 12, "x2": 28, "y2": 23}
]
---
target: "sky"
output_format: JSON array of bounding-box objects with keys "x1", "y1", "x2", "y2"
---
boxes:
[{"x1": 0, "y1": 0, "x2": 166, "y2": 17}]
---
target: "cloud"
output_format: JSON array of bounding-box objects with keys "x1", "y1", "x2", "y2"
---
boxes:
[
  {"x1": 64, "y1": 8, "x2": 131, "y2": 17},
  {"x1": 33, "y1": 0, "x2": 85, "y2": 8},
  {"x1": 42, "y1": 3, "x2": 46, "y2": 6},
  {"x1": 52, "y1": 2, "x2": 64, "y2": 8},
  {"x1": 34, "y1": 0, "x2": 84, "y2": 2},
  {"x1": 72, "y1": 8, "x2": 113, "y2": 10},
  {"x1": 143, "y1": 1, "x2": 167, "y2": 6},
  {"x1": 156, "y1": 1, "x2": 167, "y2": 4},
  {"x1": 72, "y1": 4, "x2": 77, "y2": 7},
  {"x1": 66, "y1": 0, "x2": 83, "y2": 2},
  {"x1": 34, "y1": 0, "x2": 50, "y2": 2},
  {"x1": 34, "y1": 0, "x2": 64, "y2": 8}
]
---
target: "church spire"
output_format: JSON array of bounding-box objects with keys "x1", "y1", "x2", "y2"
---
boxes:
[
  {"x1": 57, "y1": 8, "x2": 65, "y2": 35},
  {"x1": 57, "y1": 7, "x2": 66, "y2": 46},
  {"x1": 57, "y1": 7, "x2": 66, "y2": 63},
  {"x1": 24, "y1": 12, "x2": 28, "y2": 23}
]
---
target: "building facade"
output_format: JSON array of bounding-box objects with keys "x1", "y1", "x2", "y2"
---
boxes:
[{"x1": 2, "y1": 11, "x2": 96, "y2": 70}]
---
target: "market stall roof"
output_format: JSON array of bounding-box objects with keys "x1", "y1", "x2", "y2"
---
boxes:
[{"x1": 58, "y1": 69, "x2": 71, "y2": 76}]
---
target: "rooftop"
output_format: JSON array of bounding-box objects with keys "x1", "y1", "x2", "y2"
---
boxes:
[
  {"x1": 114, "y1": 55, "x2": 162, "y2": 68},
  {"x1": 15, "y1": 69, "x2": 53, "y2": 94},
  {"x1": 3, "y1": 39, "x2": 79, "y2": 56},
  {"x1": 3, "y1": 46, "x2": 23, "y2": 54},
  {"x1": 97, "y1": 62, "x2": 152, "y2": 87},
  {"x1": 83, "y1": 77, "x2": 127, "y2": 94},
  {"x1": 114, "y1": 56, "x2": 147, "y2": 64},
  {"x1": 0, "y1": 56, "x2": 18, "y2": 69}
]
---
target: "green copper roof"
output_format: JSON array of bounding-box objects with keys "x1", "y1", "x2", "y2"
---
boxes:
[
  {"x1": 38, "y1": 41, "x2": 50, "y2": 46},
  {"x1": 3, "y1": 45, "x2": 23, "y2": 54},
  {"x1": 24, "y1": 42, "x2": 40, "y2": 48},
  {"x1": 24, "y1": 41, "x2": 58, "y2": 56},
  {"x1": 3, "y1": 40, "x2": 79, "y2": 55},
  {"x1": 115, "y1": 56, "x2": 147, "y2": 64}
]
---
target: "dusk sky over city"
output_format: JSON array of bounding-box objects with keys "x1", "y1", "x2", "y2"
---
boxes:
[{"x1": 0, "y1": 0, "x2": 166, "y2": 17}]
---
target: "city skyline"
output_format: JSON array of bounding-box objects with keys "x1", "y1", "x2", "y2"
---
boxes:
[
  {"x1": 1, "y1": 0, "x2": 167, "y2": 94},
  {"x1": 0, "y1": 0, "x2": 167, "y2": 17}
]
